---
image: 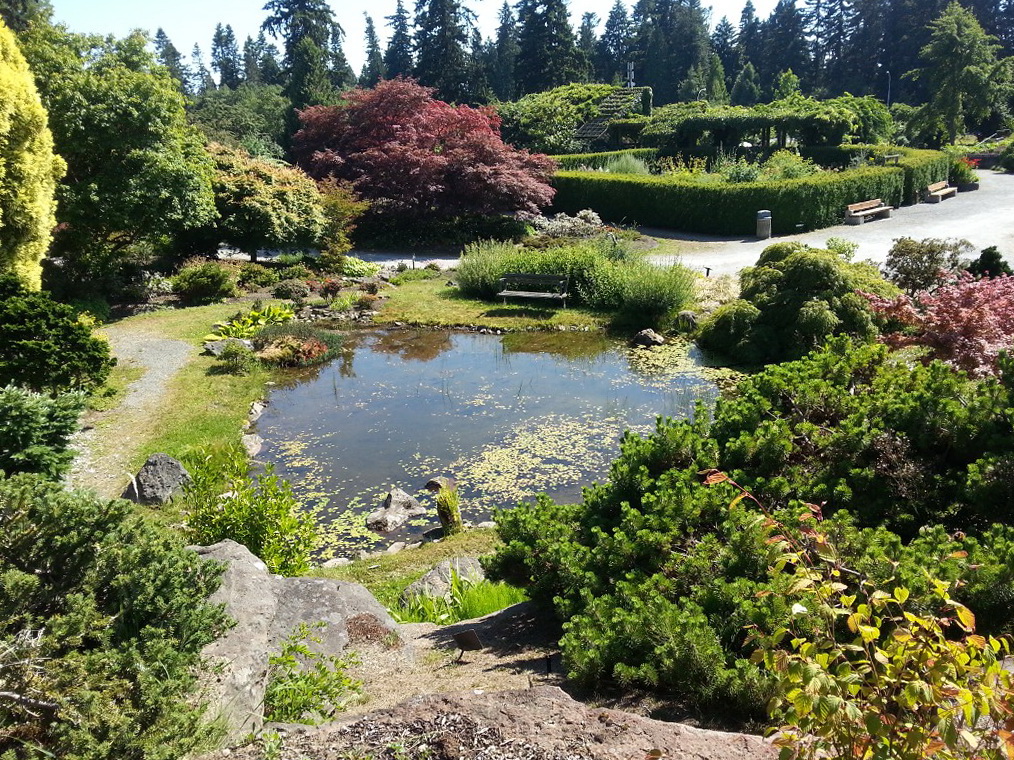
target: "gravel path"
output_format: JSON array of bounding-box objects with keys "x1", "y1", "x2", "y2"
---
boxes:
[{"x1": 66, "y1": 324, "x2": 193, "y2": 498}]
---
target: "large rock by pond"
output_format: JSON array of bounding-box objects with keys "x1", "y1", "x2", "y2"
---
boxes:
[
  {"x1": 191, "y1": 540, "x2": 402, "y2": 743},
  {"x1": 402, "y1": 557, "x2": 485, "y2": 602},
  {"x1": 367, "y1": 487, "x2": 427, "y2": 532},
  {"x1": 121, "y1": 452, "x2": 191, "y2": 505},
  {"x1": 631, "y1": 328, "x2": 665, "y2": 347},
  {"x1": 204, "y1": 338, "x2": 254, "y2": 357},
  {"x1": 200, "y1": 686, "x2": 777, "y2": 760}
]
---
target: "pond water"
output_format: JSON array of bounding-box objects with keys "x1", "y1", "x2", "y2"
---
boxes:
[{"x1": 254, "y1": 328, "x2": 720, "y2": 557}]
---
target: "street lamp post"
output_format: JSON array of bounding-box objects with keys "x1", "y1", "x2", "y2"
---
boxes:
[{"x1": 877, "y1": 63, "x2": 892, "y2": 107}]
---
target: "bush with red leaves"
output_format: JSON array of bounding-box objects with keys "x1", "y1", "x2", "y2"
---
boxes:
[
  {"x1": 292, "y1": 79, "x2": 556, "y2": 222},
  {"x1": 862, "y1": 271, "x2": 1014, "y2": 377}
]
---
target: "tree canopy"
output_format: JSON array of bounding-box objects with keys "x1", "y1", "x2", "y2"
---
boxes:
[
  {"x1": 0, "y1": 19, "x2": 63, "y2": 290},
  {"x1": 293, "y1": 78, "x2": 556, "y2": 221}
]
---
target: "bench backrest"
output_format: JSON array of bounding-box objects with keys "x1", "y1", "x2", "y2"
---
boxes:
[
  {"x1": 499, "y1": 273, "x2": 568, "y2": 292},
  {"x1": 927, "y1": 180, "x2": 950, "y2": 193},
  {"x1": 847, "y1": 199, "x2": 883, "y2": 213}
]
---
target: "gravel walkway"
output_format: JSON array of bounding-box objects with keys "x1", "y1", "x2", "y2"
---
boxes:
[{"x1": 66, "y1": 324, "x2": 193, "y2": 498}]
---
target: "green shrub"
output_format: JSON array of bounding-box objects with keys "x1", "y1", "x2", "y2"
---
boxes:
[
  {"x1": 68, "y1": 295, "x2": 112, "y2": 323},
  {"x1": 497, "y1": 83, "x2": 621, "y2": 154},
  {"x1": 254, "y1": 323, "x2": 344, "y2": 367},
  {"x1": 487, "y1": 339, "x2": 1014, "y2": 717},
  {"x1": 273, "y1": 278, "x2": 311, "y2": 300},
  {"x1": 183, "y1": 445, "x2": 317, "y2": 575},
  {"x1": 802, "y1": 146, "x2": 950, "y2": 204},
  {"x1": 882, "y1": 237, "x2": 971, "y2": 294},
  {"x1": 0, "y1": 385, "x2": 85, "y2": 478},
  {"x1": 214, "y1": 342, "x2": 258, "y2": 375},
  {"x1": 0, "y1": 472, "x2": 230, "y2": 758},
  {"x1": 552, "y1": 166, "x2": 904, "y2": 235},
  {"x1": 238, "y1": 262, "x2": 279, "y2": 289},
  {"x1": 999, "y1": 142, "x2": 1014, "y2": 172},
  {"x1": 697, "y1": 244, "x2": 897, "y2": 363},
  {"x1": 391, "y1": 267, "x2": 441, "y2": 285},
  {"x1": 172, "y1": 261, "x2": 238, "y2": 304},
  {"x1": 204, "y1": 302, "x2": 295, "y2": 340},
  {"x1": 278, "y1": 263, "x2": 314, "y2": 280},
  {"x1": 0, "y1": 273, "x2": 115, "y2": 393},
  {"x1": 393, "y1": 572, "x2": 528, "y2": 624},
  {"x1": 338, "y1": 256, "x2": 381, "y2": 278},
  {"x1": 965, "y1": 245, "x2": 1013, "y2": 278},
  {"x1": 263, "y1": 622, "x2": 361, "y2": 724},
  {"x1": 603, "y1": 153, "x2": 651, "y2": 175}
]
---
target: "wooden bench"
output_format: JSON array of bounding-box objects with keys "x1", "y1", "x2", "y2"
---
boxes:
[
  {"x1": 925, "y1": 180, "x2": 957, "y2": 203},
  {"x1": 497, "y1": 273, "x2": 569, "y2": 307},
  {"x1": 845, "y1": 198, "x2": 892, "y2": 225}
]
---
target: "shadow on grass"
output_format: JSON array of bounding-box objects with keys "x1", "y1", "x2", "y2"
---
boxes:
[{"x1": 481, "y1": 307, "x2": 559, "y2": 319}]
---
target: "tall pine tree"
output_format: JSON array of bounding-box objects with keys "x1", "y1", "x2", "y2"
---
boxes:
[
  {"x1": 154, "y1": 28, "x2": 188, "y2": 92},
  {"x1": 761, "y1": 0, "x2": 811, "y2": 95},
  {"x1": 489, "y1": 1, "x2": 519, "y2": 100},
  {"x1": 516, "y1": 0, "x2": 583, "y2": 94},
  {"x1": 384, "y1": 0, "x2": 414, "y2": 78},
  {"x1": 359, "y1": 14, "x2": 386, "y2": 87},
  {"x1": 414, "y1": 0, "x2": 473, "y2": 102},
  {"x1": 711, "y1": 17, "x2": 738, "y2": 90},
  {"x1": 596, "y1": 0, "x2": 632, "y2": 83},
  {"x1": 576, "y1": 12, "x2": 598, "y2": 83},
  {"x1": 211, "y1": 23, "x2": 242, "y2": 89},
  {"x1": 189, "y1": 44, "x2": 215, "y2": 95}
]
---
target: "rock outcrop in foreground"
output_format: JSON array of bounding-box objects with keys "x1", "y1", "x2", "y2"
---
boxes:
[
  {"x1": 192, "y1": 540, "x2": 402, "y2": 742},
  {"x1": 205, "y1": 686, "x2": 776, "y2": 760}
]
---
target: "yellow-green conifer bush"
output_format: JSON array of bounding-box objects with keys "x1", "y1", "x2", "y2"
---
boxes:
[{"x1": 0, "y1": 20, "x2": 64, "y2": 290}]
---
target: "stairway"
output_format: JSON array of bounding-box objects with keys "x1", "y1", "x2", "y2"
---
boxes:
[{"x1": 574, "y1": 87, "x2": 651, "y2": 150}]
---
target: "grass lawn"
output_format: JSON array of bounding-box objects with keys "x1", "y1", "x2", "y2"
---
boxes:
[
  {"x1": 375, "y1": 278, "x2": 606, "y2": 330},
  {"x1": 309, "y1": 528, "x2": 501, "y2": 607}
]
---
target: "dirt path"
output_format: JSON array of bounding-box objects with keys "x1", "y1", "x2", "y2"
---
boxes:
[{"x1": 66, "y1": 324, "x2": 193, "y2": 498}]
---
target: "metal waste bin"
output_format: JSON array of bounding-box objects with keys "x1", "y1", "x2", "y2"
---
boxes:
[{"x1": 756, "y1": 210, "x2": 772, "y2": 239}]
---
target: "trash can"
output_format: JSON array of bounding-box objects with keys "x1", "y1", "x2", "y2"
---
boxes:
[{"x1": 756, "y1": 210, "x2": 772, "y2": 239}]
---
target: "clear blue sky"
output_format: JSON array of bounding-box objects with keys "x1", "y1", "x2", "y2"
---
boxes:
[{"x1": 50, "y1": 0, "x2": 777, "y2": 77}]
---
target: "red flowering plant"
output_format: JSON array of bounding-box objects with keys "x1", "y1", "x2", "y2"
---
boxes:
[
  {"x1": 861, "y1": 271, "x2": 1014, "y2": 377},
  {"x1": 950, "y1": 155, "x2": 980, "y2": 185}
]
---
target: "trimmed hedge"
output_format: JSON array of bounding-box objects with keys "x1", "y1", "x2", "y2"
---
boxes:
[
  {"x1": 801, "y1": 145, "x2": 950, "y2": 204},
  {"x1": 552, "y1": 148, "x2": 658, "y2": 170},
  {"x1": 551, "y1": 165, "x2": 904, "y2": 235}
]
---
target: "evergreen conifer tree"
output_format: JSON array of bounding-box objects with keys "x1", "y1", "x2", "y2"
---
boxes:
[
  {"x1": 731, "y1": 61, "x2": 761, "y2": 104},
  {"x1": 576, "y1": 12, "x2": 598, "y2": 83},
  {"x1": 242, "y1": 35, "x2": 262, "y2": 84},
  {"x1": 189, "y1": 44, "x2": 215, "y2": 95},
  {"x1": 154, "y1": 28, "x2": 188, "y2": 92},
  {"x1": 711, "y1": 16, "x2": 738, "y2": 89},
  {"x1": 489, "y1": 1, "x2": 519, "y2": 100},
  {"x1": 327, "y1": 26, "x2": 355, "y2": 91},
  {"x1": 414, "y1": 0, "x2": 472, "y2": 102},
  {"x1": 597, "y1": 0, "x2": 631, "y2": 83},
  {"x1": 359, "y1": 14, "x2": 385, "y2": 87},
  {"x1": 516, "y1": 0, "x2": 582, "y2": 94},
  {"x1": 211, "y1": 23, "x2": 242, "y2": 89},
  {"x1": 383, "y1": 0, "x2": 414, "y2": 78}
]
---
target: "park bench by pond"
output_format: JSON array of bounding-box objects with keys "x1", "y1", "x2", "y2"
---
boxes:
[
  {"x1": 497, "y1": 273, "x2": 569, "y2": 307},
  {"x1": 925, "y1": 180, "x2": 958, "y2": 203},
  {"x1": 845, "y1": 198, "x2": 892, "y2": 225}
]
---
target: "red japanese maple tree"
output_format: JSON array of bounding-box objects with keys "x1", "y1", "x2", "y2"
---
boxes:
[
  {"x1": 862, "y1": 271, "x2": 1014, "y2": 377},
  {"x1": 292, "y1": 79, "x2": 556, "y2": 220}
]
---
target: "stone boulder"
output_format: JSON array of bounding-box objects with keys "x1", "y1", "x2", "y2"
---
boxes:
[
  {"x1": 204, "y1": 338, "x2": 254, "y2": 357},
  {"x1": 121, "y1": 453, "x2": 191, "y2": 505},
  {"x1": 631, "y1": 328, "x2": 665, "y2": 347},
  {"x1": 191, "y1": 540, "x2": 402, "y2": 743},
  {"x1": 402, "y1": 557, "x2": 485, "y2": 603},
  {"x1": 366, "y1": 487, "x2": 426, "y2": 532}
]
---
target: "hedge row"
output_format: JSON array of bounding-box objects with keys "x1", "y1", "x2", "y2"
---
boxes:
[
  {"x1": 552, "y1": 148, "x2": 658, "y2": 170},
  {"x1": 801, "y1": 146, "x2": 950, "y2": 204},
  {"x1": 551, "y1": 166, "x2": 905, "y2": 235}
]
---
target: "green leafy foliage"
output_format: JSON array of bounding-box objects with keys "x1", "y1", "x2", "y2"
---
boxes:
[
  {"x1": 0, "y1": 472, "x2": 230, "y2": 758},
  {"x1": 263, "y1": 622, "x2": 362, "y2": 724},
  {"x1": 183, "y1": 445, "x2": 316, "y2": 575},
  {"x1": 0, "y1": 273, "x2": 115, "y2": 392},
  {"x1": 237, "y1": 262, "x2": 280, "y2": 289},
  {"x1": 392, "y1": 572, "x2": 528, "y2": 625},
  {"x1": 0, "y1": 21, "x2": 64, "y2": 290},
  {"x1": 213, "y1": 342, "x2": 258, "y2": 376},
  {"x1": 0, "y1": 385, "x2": 84, "y2": 478},
  {"x1": 172, "y1": 261, "x2": 238, "y2": 305},
  {"x1": 204, "y1": 303, "x2": 295, "y2": 341},
  {"x1": 254, "y1": 323, "x2": 343, "y2": 368},
  {"x1": 487, "y1": 339, "x2": 1014, "y2": 715},
  {"x1": 882, "y1": 237, "x2": 970, "y2": 294},
  {"x1": 749, "y1": 495, "x2": 1014, "y2": 760},
  {"x1": 697, "y1": 244, "x2": 897, "y2": 363},
  {"x1": 456, "y1": 237, "x2": 694, "y2": 329},
  {"x1": 434, "y1": 485, "x2": 463, "y2": 537},
  {"x1": 966, "y1": 245, "x2": 1013, "y2": 278},
  {"x1": 337, "y1": 256, "x2": 381, "y2": 278},
  {"x1": 496, "y1": 83, "x2": 620, "y2": 154}
]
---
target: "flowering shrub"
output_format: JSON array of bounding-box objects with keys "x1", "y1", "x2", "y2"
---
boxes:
[
  {"x1": 863, "y1": 271, "x2": 1014, "y2": 377},
  {"x1": 949, "y1": 155, "x2": 980, "y2": 185},
  {"x1": 320, "y1": 278, "x2": 343, "y2": 299},
  {"x1": 521, "y1": 209, "x2": 604, "y2": 239}
]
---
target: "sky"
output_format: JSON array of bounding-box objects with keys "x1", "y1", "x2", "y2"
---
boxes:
[{"x1": 50, "y1": 0, "x2": 779, "y2": 76}]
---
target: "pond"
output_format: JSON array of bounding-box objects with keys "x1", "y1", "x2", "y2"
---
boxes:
[{"x1": 254, "y1": 328, "x2": 721, "y2": 557}]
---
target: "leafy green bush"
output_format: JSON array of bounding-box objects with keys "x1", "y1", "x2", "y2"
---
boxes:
[
  {"x1": 552, "y1": 165, "x2": 904, "y2": 235},
  {"x1": 254, "y1": 323, "x2": 344, "y2": 367},
  {"x1": 237, "y1": 262, "x2": 279, "y2": 289},
  {"x1": 999, "y1": 142, "x2": 1014, "y2": 172},
  {"x1": 497, "y1": 83, "x2": 620, "y2": 154},
  {"x1": 882, "y1": 236, "x2": 970, "y2": 294},
  {"x1": 183, "y1": 445, "x2": 317, "y2": 575},
  {"x1": 487, "y1": 339, "x2": 1014, "y2": 717},
  {"x1": 457, "y1": 237, "x2": 694, "y2": 328},
  {"x1": 0, "y1": 472, "x2": 230, "y2": 758},
  {"x1": 697, "y1": 243, "x2": 897, "y2": 363},
  {"x1": 392, "y1": 573, "x2": 528, "y2": 625},
  {"x1": 214, "y1": 341, "x2": 258, "y2": 375},
  {"x1": 0, "y1": 385, "x2": 85, "y2": 478},
  {"x1": 0, "y1": 273, "x2": 115, "y2": 392},
  {"x1": 338, "y1": 256, "x2": 381, "y2": 278},
  {"x1": 965, "y1": 245, "x2": 1013, "y2": 277},
  {"x1": 204, "y1": 302, "x2": 295, "y2": 340},
  {"x1": 273, "y1": 278, "x2": 311, "y2": 300},
  {"x1": 603, "y1": 153, "x2": 651, "y2": 175},
  {"x1": 263, "y1": 622, "x2": 361, "y2": 724},
  {"x1": 172, "y1": 261, "x2": 238, "y2": 304},
  {"x1": 278, "y1": 263, "x2": 314, "y2": 280}
]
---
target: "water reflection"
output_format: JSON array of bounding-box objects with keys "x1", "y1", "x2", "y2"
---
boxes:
[{"x1": 255, "y1": 328, "x2": 719, "y2": 556}]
